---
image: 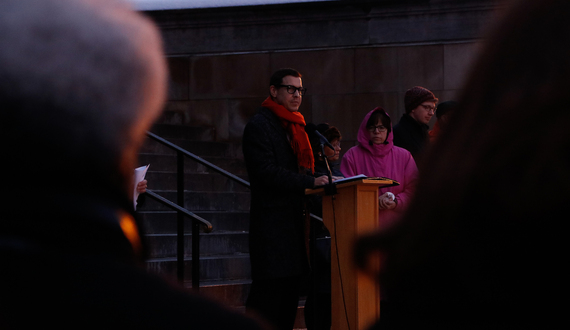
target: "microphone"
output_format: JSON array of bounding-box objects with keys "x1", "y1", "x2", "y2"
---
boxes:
[
  {"x1": 305, "y1": 123, "x2": 334, "y2": 150},
  {"x1": 305, "y1": 123, "x2": 337, "y2": 195}
]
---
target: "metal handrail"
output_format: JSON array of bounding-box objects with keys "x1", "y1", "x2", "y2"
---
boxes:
[
  {"x1": 144, "y1": 130, "x2": 244, "y2": 291},
  {"x1": 145, "y1": 190, "x2": 213, "y2": 232},
  {"x1": 143, "y1": 130, "x2": 321, "y2": 290},
  {"x1": 146, "y1": 131, "x2": 250, "y2": 188},
  {"x1": 147, "y1": 131, "x2": 321, "y2": 218}
]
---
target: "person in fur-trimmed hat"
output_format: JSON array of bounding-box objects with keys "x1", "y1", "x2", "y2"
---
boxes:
[{"x1": 393, "y1": 86, "x2": 438, "y2": 162}]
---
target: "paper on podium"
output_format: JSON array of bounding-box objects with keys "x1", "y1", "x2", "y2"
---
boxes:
[
  {"x1": 133, "y1": 164, "x2": 149, "y2": 210},
  {"x1": 314, "y1": 174, "x2": 399, "y2": 188},
  {"x1": 331, "y1": 174, "x2": 367, "y2": 184}
]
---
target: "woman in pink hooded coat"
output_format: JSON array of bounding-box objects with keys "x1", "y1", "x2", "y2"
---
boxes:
[{"x1": 341, "y1": 107, "x2": 418, "y2": 228}]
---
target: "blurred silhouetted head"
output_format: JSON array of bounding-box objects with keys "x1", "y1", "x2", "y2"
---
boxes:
[
  {"x1": 0, "y1": 0, "x2": 167, "y2": 206},
  {"x1": 355, "y1": 0, "x2": 570, "y2": 327}
]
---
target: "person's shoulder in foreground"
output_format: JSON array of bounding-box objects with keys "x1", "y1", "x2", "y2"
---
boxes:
[{"x1": 0, "y1": 0, "x2": 267, "y2": 328}]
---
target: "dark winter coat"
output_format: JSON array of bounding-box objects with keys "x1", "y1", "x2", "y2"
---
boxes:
[
  {"x1": 242, "y1": 107, "x2": 315, "y2": 280},
  {"x1": 393, "y1": 113, "x2": 429, "y2": 161},
  {"x1": 1, "y1": 192, "x2": 265, "y2": 329}
]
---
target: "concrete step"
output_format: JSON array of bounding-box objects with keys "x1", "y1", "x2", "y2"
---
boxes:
[
  {"x1": 195, "y1": 211, "x2": 249, "y2": 232},
  {"x1": 145, "y1": 253, "x2": 250, "y2": 283},
  {"x1": 194, "y1": 281, "x2": 307, "y2": 330},
  {"x1": 144, "y1": 231, "x2": 249, "y2": 259},
  {"x1": 138, "y1": 153, "x2": 248, "y2": 176},
  {"x1": 138, "y1": 210, "x2": 249, "y2": 234},
  {"x1": 140, "y1": 138, "x2": 236, "y2": 158},
  {"x1": 143, "y1": 171, "x2": 249, "y2": 192},
  {"x1": 139, "y1": 190, "x2": 250, "y2": 212},
  {"x1": 198, "y1": 279, "x2": 251, "y2": 308}
]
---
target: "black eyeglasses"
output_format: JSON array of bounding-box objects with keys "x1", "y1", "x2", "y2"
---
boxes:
[
  {"x1": 276, "y1": 85, "x2": 307, "y2": 96},
  {"x1": 367, "y1": 125, "x2": 388, "y2": 133},
  {"x1": 419, "y1": 104, "x2": 436, "y2": 114}
]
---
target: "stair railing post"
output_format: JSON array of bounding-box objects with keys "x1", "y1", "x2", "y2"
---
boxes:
[
  {"x1": 177, "y1": 151, "x2": 185, "y2": 284},
  {"x1": 192, "y1": 219, "x2": 200, "y2": 292}
]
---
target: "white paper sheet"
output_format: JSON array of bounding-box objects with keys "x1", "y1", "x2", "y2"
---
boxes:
[{"x1": 133, "y1": 164, "x2": 149, "y2": 210}]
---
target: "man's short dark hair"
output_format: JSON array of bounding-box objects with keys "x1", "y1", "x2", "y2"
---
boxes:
[{"x1": 269, "y1": 68, "x2": 302, "y2": 87}]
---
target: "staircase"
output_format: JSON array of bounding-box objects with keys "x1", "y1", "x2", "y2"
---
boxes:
[{"x1": 137, "y1": 121, "x2": 252, "y2": 307}]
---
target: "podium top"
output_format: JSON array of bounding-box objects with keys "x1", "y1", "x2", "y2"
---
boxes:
[{"x1": 305, "y1": 177, "x2": 398, "y2": 195}]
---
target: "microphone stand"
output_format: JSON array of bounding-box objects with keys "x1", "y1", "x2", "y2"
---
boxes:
[{"x1": 320, "y1": 143, "x2": 337, "y2": 196}]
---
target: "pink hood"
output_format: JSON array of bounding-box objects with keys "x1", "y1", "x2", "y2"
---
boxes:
[{"x1": 356, "y1": 107, "x2": 394, "y2": 157}]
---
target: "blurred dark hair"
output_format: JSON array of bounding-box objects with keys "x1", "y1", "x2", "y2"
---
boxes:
[
  {"x1": 308, "y1": 123, "x2": 341, "y2": 157},
  {"x1": 434, "y1": 100, "x2": 458, "y2": 119},
  {"x1": 320, "y1": 123, "x2": 341, "y2": 143},
  {"x1": 355, "y1": 0, "x2": 570, "y2": 327},
  {"x1": 0, "y1": 0, "x2": 165, "y2": 210}
]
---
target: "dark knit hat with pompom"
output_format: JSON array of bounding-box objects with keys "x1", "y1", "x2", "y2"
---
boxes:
[{"x1": 404, "y1": 86, "x2": 438, "y2": 113}]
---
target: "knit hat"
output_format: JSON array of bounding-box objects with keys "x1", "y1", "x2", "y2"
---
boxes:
[{"x1": 404, "y1": 86, "x2": 438, "y2": 113}]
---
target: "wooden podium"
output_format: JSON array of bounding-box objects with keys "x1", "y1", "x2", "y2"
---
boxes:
[{"x1": 306, "y1": 178, "x2": 394, "y2": 330}]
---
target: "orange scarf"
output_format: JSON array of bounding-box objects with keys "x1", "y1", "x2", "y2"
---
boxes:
[{"x1": 262, "y1": 97, "x2": 314, "y2": 173}]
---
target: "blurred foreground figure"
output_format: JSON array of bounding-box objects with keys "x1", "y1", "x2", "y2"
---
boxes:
[
  {"x1": 0, "y1": 0, "x2": 265, "y2": 328},
  {"x1": 355, "y1": 0, "x2": 568, "y2": 328}
]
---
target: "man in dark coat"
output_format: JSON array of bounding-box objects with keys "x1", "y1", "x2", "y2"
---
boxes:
[
  {"x1": 393, "y1": 86, "x2": 439, "y2": 162},
  {"x1": 0, "y1": 1, "x2": 266, "y2": 329},
  {"x1": 243, "y1": 68, "x2": 329, "y2": 330}
]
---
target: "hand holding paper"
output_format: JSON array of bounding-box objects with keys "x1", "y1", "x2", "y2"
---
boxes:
[{"x1": 133, "y1": 164, "x2": 149, "y2": 210}]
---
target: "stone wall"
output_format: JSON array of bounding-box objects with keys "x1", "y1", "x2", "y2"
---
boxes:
[{"x1": 145, "y1": 0, "x2": 504, "y2": 156}]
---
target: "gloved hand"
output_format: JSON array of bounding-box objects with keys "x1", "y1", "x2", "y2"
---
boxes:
[{"x1": 378, "y1": 192, "x2": 396, "y2": 210}]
